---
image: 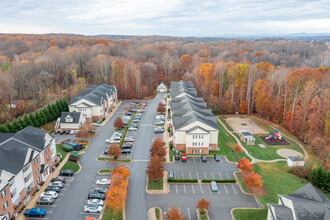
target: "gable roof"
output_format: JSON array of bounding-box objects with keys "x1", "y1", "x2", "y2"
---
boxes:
[
  {"x1": 186, "y1": 126, "x2": 210, "y2": 134},
  {"x1": 60, "y1": 112, "x2": 81, "y2": 124},
  {"x1": 157, "y1": 81, "x2": 167, "y2": 89},
  {"x1": 70, "y1": 84, "x2": 116, "y2": 106},
  {"x1": 268, "y1": 204, "x2": 294, "y2": 220},
  {"x1": 290, "y1": 183, "x2": 326, "y2": 202}
]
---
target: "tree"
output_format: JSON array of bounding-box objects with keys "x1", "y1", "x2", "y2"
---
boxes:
[
  {"x1": 150, "y1": 137, "x2": 166, "y2": 158},
  {"x1": 114, "y1": 116, "x2": 124, "y2": 129},
  {"x1": 75, "y1": 126, "x2": 89, "y2": 138},
  {"x1": 112, "y1": 166, "x2": 130, "y2": 177},
  {"x1": 309, "y1": 165, "x2": 329, "y2": 190},
  {"x1": 196, "y1": 197, "x2": 211, "y2": 214},
  {"x1": 17, "y1": 117, "x2": 25, "y2": 130},
  {"x1": 28, "y1": 112, "x2": 36, "y2": 127},
  {"x1": 157, "y1": 102, "x2": 166, "y2": 113},
  {"x1": 51, "y1": 103, "x2": 60, "y2": 118},
  {"x1": 237, "y1": 158, "x2": 253, "y2": 174},
  {"x1": 5, "y1": 120, "x2": 13, "y2": 132},
  {"x1": 108, "y1": 144, "x2": 121, "y2": 160},
  {"x1": 145, "y1": 156, "x2": 164, "y2": 182},
  {"x1": 23, "y1": 113, "x2": 32, "y2": 127},
  {"x1": 42, "y1": 107, "x2": 52, "y2": 123},
  {"x1": 166, "y1": 207, "x2": 186, "y2": 220},
  {"x1": 11, "y1": 118, "x2": 21, "y2": 132},
  {"x1": 233, "y1": 144, "x2": 243, "y2": 158},
  {"x1": 106, "y1": 186, "x2": 126, "y2": 212},
  {"x1": 243, "y1": 171, "x2": 264, "y2": 194},
  {"x1": 0, "y1": 124, "x2": 9, "y2": 133}
]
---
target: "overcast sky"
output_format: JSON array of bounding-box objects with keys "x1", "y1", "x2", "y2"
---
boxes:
[{"x1": 0, "y1": 0, "x2": 329, "y2": 36}]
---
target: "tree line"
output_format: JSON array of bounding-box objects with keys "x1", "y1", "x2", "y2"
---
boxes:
[{"x1": 0, "y1": 98, "x2": 68, "y2": 133}]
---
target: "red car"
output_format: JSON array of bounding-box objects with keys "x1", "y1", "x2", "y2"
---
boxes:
[{"x1": 181, "y1": 153, "x2": 187, "y2": 162}]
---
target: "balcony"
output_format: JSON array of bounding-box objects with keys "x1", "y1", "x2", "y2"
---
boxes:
[
  {"x1": 25, "y1": 176, "x2": 34, "y2": 189},
  {"x1": 23, "y1": 165, "x2": 32, "y2": 178}
]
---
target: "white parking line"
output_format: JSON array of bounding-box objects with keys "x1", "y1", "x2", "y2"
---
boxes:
[
  {"x1": 232, "y1": 184, "x2": 238, "y2": 195},
  {"x1": 226, "y1": 172, "x2": 230, "y2": 179},
  {"x1": 187, "y1": 208, "x2": 191, "y2": 220},
  {"x1": 191, "y1": 184, "x2": 195, "y2": 194},
  {"x1": 224, "y1": 185, "x2": 229, "y2": 194},
  {"x1": 204, "y1": 171, "x2": 207, "y2": 179},
  {"x1": 218, "y1": 172, "x2": 222, "y2": 179},
  {"x1": 211, "y1": 172, "x2": 215, "y2": 179},
  {"x1": 192, "y1": 157, "x2": 195, "y2": 163},
  {"x1": 183, "y1": 184, "x2": 186, "y2": 194},
  {"x1": 182, "y1": 171, "x2": 184, "y2": 179},
  {"x1": 207, "y1": 184, "x2": 212, "y2": 194},
  {"x1": 196, "y1": 172, "x2": 200, "y2": 180},
  {"x1": 189, "y1": 171, "x2": 192, "y2": 179},
  {"x1": 176, "y1": 184, "x2": 178, "y2": 194},
  {"x1": 199, "y1": 184, "x2": 203, "y2": 194}
]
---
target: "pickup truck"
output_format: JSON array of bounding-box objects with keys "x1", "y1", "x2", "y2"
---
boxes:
[{"x1": 23, "y1": 207, "x2": 46, "y2": 217}]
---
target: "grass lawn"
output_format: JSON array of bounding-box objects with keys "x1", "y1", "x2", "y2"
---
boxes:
[
  {"x1": 97, "y1": 157, "x2": 131, "y2": 163},
  {"x1": 212, "y1": 119, "x2": 251, "y2": 162},
  {"x1": 219, "y1": 116, "x2": 234, "y2": 131},
  {"x1": 148, "y1": 178, "x2": 163, "y2": 190},
  {"x1": 234, "y1": 161, "x2": 308, "y2": 219},
  {"x1": 101, "y1": 207, "x2": 123, "y2": 220},
  {"x1": 169, "y1": 151, "x2": 174, "y2": 162},
  {"x1": 60, "y1": 160, "x2": 80, "y2": 172},
  {"x1": 99, "y1": 169, "x2": 112, "y2": 174},
  {"x1": 39, "y1": 120, "x2": 57, "y2": 133},
  {"x1": 155, "y1": 208, "x2": 161, "y2": 220},
  {"x1": 56, "y1": 144, "x2": 68, "y2": 161}
]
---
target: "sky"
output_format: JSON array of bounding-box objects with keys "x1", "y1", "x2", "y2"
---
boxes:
[{"x1": 0, "y1": 0, "x2": 329, "y2": 36}]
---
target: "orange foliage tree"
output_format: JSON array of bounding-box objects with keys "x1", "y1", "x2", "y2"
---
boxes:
[
  {"x1": 150, "y1": 137, "x2": 166, "y2": 158},
  {"x1": 145, "y1": 156, "x2": 164, "y2": 182},
  {"x1": 233, "y1": 144, "x2": 243, "y2": 158},
  {"x1": 237, "y1": 158, "x2": 253, "y2": 174},
  {"x1": 243, "y1": 171, "x2": 264, "y2": 194},
  {"x1": 114, "y1": 116, "x2": 124, "y2": 129},
  {"x1": 196, "y1": 197, "x2": 211, "y2": 214},
  {"x1": 166, "y1": 207, "x2": 186, "y2": 220},
  {"x1": 108, "y1": 144, "x2": 121, "y2": 160},
  {"x1": 157, "y1": 102, "x2": 166, "y2": 113}
]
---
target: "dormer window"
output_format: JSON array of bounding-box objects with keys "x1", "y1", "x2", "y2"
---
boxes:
[{"x1": 65, "y1": 115, "x2": 73, "y2": 123}]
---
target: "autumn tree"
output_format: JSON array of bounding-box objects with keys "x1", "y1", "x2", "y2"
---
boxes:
[
  {"x1": 157, "y1": 102, "x2": 166, "y2": 114},
  {"x1": 150, "y1": 137, "x2": 166, "y2": 158},
  {"x1": 108, "y1": 144, "x2": 121, "y2": 160},
  {"x1": 145, "y1": 156, "x2": 164, "y2": 182},
  {"x1": 166, "y1": 207, "x2": 186, "y2": 220},
  {"x1": 196, "y1": 197, "x2": 211, "y2": 214},
  {"x1": 112, "y1": 166, "x2": 130, "y2": 178},
  {"x1": 114, "y1": 116, "x2": 124, "y2": 129},
  {"x1": 237, "y1": 158, "x2": 253, "y2": 174},
  {"x1": 75, "y1": 124, "x2": 96, "y2": 138},
  {"x1": 233, "y1": 144, "x2": 243, "y2": 158},
  {"x1": 243, "y1": 171, "x2": 264, "y2": 194}
]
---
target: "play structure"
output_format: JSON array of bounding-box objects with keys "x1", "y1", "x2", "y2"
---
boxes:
[{"x1": 265, "y1": 130, "x2": 282, "y2": 141}]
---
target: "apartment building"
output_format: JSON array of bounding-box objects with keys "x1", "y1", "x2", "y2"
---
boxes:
[
  {"x1": 0, "y1": 126, "x2": 57, "y2": 219},
  {"x1": 69, "y1": 84, "x2": 117, "y2": 123},
  {"x1": 169, "y1": 81, "x2": 218, "y2": 154}
]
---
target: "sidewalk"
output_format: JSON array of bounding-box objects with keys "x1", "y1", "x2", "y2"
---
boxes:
[
  {"x1": 163, "y1": 96, "x2": 171, "y2": 163},
  {"x1": 101, "y1": 101, "x2": 122, "y2": 126},
  {"x1": 16, "y1": 154, "x2": 70, "y2": 220}
]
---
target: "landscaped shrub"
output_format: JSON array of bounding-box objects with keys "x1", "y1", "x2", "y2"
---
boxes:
[
  {"x1": 62, "y1": 144, "x2": 74, "y2": 152},
  {"x1": 169, "y1": 142, "x2": 173, "y2": 151},
  {"x1": 69, "y1": 151, "x2": 79, "y2": 162},
  {"x1": 167, "y1": 178, "x2": 198, "y2": 183},
  {"x1": 201, "y1": 179, "x2": 236, "y2": 183}
]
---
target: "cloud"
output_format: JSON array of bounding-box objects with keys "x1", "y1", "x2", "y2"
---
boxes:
[{"x1": 0, "y1": 0, "x2": 329, "y2": 36}]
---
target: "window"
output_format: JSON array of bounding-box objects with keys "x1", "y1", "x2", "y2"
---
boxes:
[
  {"x1": 199, "y1": 135, "x2": 203, "y2": 139},
  {"x1": 3, "y1": 201, "x2": 8, "y2": 210},
  {"x1": 192, "y1": 150, "x2": 197, "y2": 154},
  {"x1": 47, "y1": 156, "x2": 50, "y2": 161},
  {"x1": 198, "y1": 149, "x2": 203, "y2": 154},
  {"x1": 45, "y1": 147, "x2": 49, "y2": 153},
  {"x1": 37, "y1": 178, "x2": 40, "y2": 184},
  {"x1": 192, "y1": 142, "x2": 197, "y2": 146},
  {"x1": 35, "y1": 168, "x2": 39, "y2": 174},
  {"x1": 1, "y1": 190, "x2": 6, "y2": 198},
  {"x1": 34, "y1": 157, "x2": 38, "y2": 164}
]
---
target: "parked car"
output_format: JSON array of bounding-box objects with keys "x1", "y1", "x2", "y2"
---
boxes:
[
  {"x1": 156, "y1": 115, "x2": 165, "y2": 120},
  {"x1": 124, "y1": 136, "x2": 135, "y2": 142},
  {"x1": 49, "y1": 181, "x2": 63, "y2": 188},
  {"x1": 87, "y1": 130, "x2": 96, "y2": 134},
  {"x1": 168, "y1": 171, "x2": 174, "y2": 178},
  {"x1": 213, "y1": 154, "x2": 221, "y2": 162},
  {"x1": 37, "y1": 196, "x2": 54, "y2": 205},
  {"x1": 91, "y1": 123, "x2": 101, "y2": 127},
  {"x1": 60, "y1": 169, "x2": 74, "y2": 176},
  {"x1": 69, "y1": 130, "x2": 76, "y2": 135},
  {"x1": 65, "y1": 130, "x2": 71, "y2": 134},
  {"x1": 54, "y1": 130, "x2": 59, "y2": 134},
  {"x1": 111, "y1": 135, "x2": 121, "y2": 141},
  {"x1": 123, "y1": 120, "x2": 129, "y2": 125},
  {"x1": 132, "y1": 119, "x2": 140, "y2": 123},
  {"x1": 175, "y1": 153, "x2": 180, "y2": 160},
  {"x1": 88, "y1": 192, "x2": 105, "y2": 200},
  {"x1": 155, "y1": 120, "x2": 164, "y2": 125},
  {"x1": 201, "y1": 155, "x2": 207, "y2": 162},
  {"x1": 106, "y1": 138, "x2": 120, "y2": 144},
  {"x1": 66, "y1": 142, "x2": 83, "y2": 151},
  {"x1": 181, "y1": 153, "x2": 187, "y2": 162},
  {"x1": 59, "y1": 130, "x2": 65, "y2": 135},
  {"x1": 121, "y1": 149, "x2": 131, "y2": 154},
  {"x1": 154, "y1": 127, "x2": 164, "y2": 133},
  {"x1": 96, "y1": 179, "x2": 111, "y2": 185},
  {"x1": 104, "y1": 147, "x2": 108, "y2": 154},
  {"x1": 136, "y1": 113, "x2": 143, "y2": 117},
  {"x1": 84, "y1": 204, "x2": 103, "y2": 213},
  {"x1": 113, "y1": 131, "x2": 123, "y2": 136},
  {"x1": 210, "y1": 181, "x2": 219, "y2": 192},
  {"x1": 85, "y1": 217, "x2": 100, "y2": 220},
  {"x1": 126, "y1": 111, "x2": 133, "y2": 116},
  {"x1": 23, "y1": 207, "x2": 46, "y2": 217},
  {"x1": 121, "y1": 144, "x2": 132, "y2": 149},
  {"x1": 51, "y1": 177, "x2": 65, "y2": 183},
  {"x1": 87, "y1": 199, "x2": 104, "y2": 206},
  {"x1": 128, "y1": 126, "x2": 138, "y2": 131},
  {"x1": 45, "y1": 186, "x2": 60, "y2": 193},
  {"x1": 93, "y1": 187, "x2": 107, "y2": 194},
  {"x1": 134, "y1": 116, "x2": 141, "y2": 120},
  {"x1": 40, "y1": 191, "x2": 58, "y2": 199}
]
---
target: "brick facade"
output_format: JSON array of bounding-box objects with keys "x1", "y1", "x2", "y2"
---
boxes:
[
  {"x1": 31, "y1": 156, "x2": 41, "y2": 188},
  {"x1": 175, "y1": 144, "x2": 186, "y2": 151},
  {"x1": 186, "y1": 147, "x2": 209, "y2": 154},
  {"x1": 18, "y1": 188, "x2": 26, "y2": 204},
  {"x1": 0, "y1": 186, "x2": 14, "y2": 218},
  {"x1": 209, "y1": 144, "x2": 218, "y2": 151}
]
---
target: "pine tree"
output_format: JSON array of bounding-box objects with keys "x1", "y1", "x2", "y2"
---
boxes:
[
  {"x1": 47, "y1": 104, "x2": 56, "y2": 120},
  {"x1": 52, "y1": 103, "x2": 60, "y2": 117},
  {"x1": 43, "y1": 107, "x2": 52, "y2": 122},
  {"x1": 310, "y1": 166, "x2": 326, "y2": 188},
  {"x1": 22, "y1": 114, "x2": 29, "y2": 128},
  {"x1": 0, "y1": 124, "x2": 9, "y2": 133},
  {"x1": 34, "y1": 111, "x2": 42, "y2": 127},
  {"x1": 17, "y1": 117, "x2": 25, "y2": 130},
  {"x1": 39, "y1": 110, "x2": 47, "y2": 125},
  {"x1": 62, "y1": 98, "x2": 69, "y2": 111},
  {"x1": 55, "y1": 100, "x2": 62, "y2": 112},
  {"x1": 6, "y1": 120, "x2": 14, "y2": 132},
  {"x1": 24, "y1": 113, "x2": 33, "y2": 127}
]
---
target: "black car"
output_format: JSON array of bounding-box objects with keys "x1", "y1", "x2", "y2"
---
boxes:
[
  {"x1": 88, "y1": 130, "x2": 96, "y2": 133},
  {"x1": 121, "y1": 144, "x2": 132, "y2": 149},
  {"x1": 54, "y1": 130, "x2": 59, "y2": 134},
  {"x1": 121, "y1": 149, "x2": 131, "y2": 154},
  {"x1": 65, "y1": 130, "x2": 71, "y2": 134},
  {"x1": 88, "y1": 192, "x2": 105, "y2": 200},
  {"x1": 59, "y1": 130, "x2": 65, "y2": 135},
  {"x1": 213, "y1": 154, "x2": 221, "y2": 162},
  {"x1": 45, "y1": 186, "x2": 60, "y2": 193},
  {"x1": 175, "y1": 154, "x2": 180, "y2": 160},
  {"x1": 51, "y1": 177, "x2": 65, "y2": 183},
  {"x1": 60, "y1": 169, "x2": 74, "y2": 176},
  {"x1": 201, "y1": 155, "x2": 207, "y2": 162},
  {"x1": 93, "y1": 187, "x2": 107, "y2": 194}
]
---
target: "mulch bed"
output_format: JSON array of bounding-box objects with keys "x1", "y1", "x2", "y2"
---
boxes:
[{"x1": 259, "y1": 136, "x2": 291, "y2": 145}]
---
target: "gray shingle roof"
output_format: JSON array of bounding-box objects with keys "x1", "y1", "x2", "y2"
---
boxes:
[
  {"x1": 186, "y1": 126, "x2": 210, "y2": 134},
  {"x1": 70, "y1": 84, "x2": 116, "y2": 106},
  {"x1": 13, "y1": 126, "x2": 47, "y2": 151},
  {"x1": 290, "y1": 183, "x2": 326, "y2": 202},
  {"x1": 60, "y1": 112, "x2": 81, "y2": 124},
  {"x1": 288, "y1": 156, "x2": 304, "y2": 162},
  {"x1": 268, "y1": 204, "x2": 294, "y2": 220},
  {"x1": 158, "y1": 81, "x2": 167, "y2": 89},
  {"x1": 0, "y1": 133, "x2": 15, "y2": 143}
]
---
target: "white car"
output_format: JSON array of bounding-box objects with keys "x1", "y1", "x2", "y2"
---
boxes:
[
  {"x1": 40, "y1": 191, "x2": 58, "y2": 199},
  {"x1": 105, "y1": 139, "x2": 120, "y2": 144},
  {"x1": 49, "y1": 181, "x2": 63, "y2": 188},
  {"x1": 84, "y1": 204, "x2": 103, "y2": 213},
  {"x1": 128, "y1": 126, "x2": 138, "y2": 131},
  {"x1": 156, "y1": 115, "x2": 165, "y2": 120},
  {"x1": 113, "y1": 132, "x2": 123, "y2": 137},
  {"x1": 87, "y1": 199, "x2": 104, "y2": 206},
  {"x1": 96, "y1": 179, "x2": 111, "y2": 185},
  {"x1": 111, "y1": 135, "x2": 121, "y2": 140},
  {"x1": 155, "y1": 120, "x2": 165, "y2": 125},
  {"x1": 124, "y1": 136, "x2": 135, "y2": 142}
]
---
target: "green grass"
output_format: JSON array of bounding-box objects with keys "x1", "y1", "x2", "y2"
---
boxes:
[
  {"x1": 169, "y1": 151, "x2": 174, "y2": 162},
  {"x1": 97, "y1": 157, "x2": 131, "y2": 163},
  {"x1": 60, "y1": 161, "x2": 80, "y2": 172},
  {"x1": 214, "y1": 119, "x2": 251, "y2": 162},
  {"x1": 101, "y1": 207, "x2": 123, "y2": 220},
  {"x1": 56, "y1": 144, "x2": 68, "y2": 162},
  {"x1": 219, "y1": 116, "x2": 234, "y2": 131},
  {"x1": 233, "y1": 209, "x2": 268, "y2": 220},
  {"x1": 199, "y1": 210, "x2": 209, "y2": 220},
  {"x1": 39, "y1": 120, "x2": 57, "y2": 133},
  {"x1": 155, "y1": 208, "x2": 161, "y2": 220},
  {"x1": 148, "y1": 178, "x2": 163, "y2": 190},
  {"x1": 99, "y1": 169, "x2": 112, "y2": 173}
]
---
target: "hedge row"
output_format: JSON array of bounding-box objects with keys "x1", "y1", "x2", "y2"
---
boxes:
[
  {"x1": 201, "y1": 179, "x2": 236, "y2": 183},
  {"x1": 0, "y1": 98, "x2": 68, "y2": 133},
  {"x1": 168, "y1": 178, "x2": 198, "y2": 183}
]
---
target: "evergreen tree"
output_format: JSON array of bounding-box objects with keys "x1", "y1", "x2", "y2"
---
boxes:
[
  {"x1": 24, "y1": 113, "x2": 33, "y2": 127},
  {"x1": 309, "y1": 165, "x2": 325, "y2": 188},
  {"x1": 11, "y1": 118, "x2": 20, "y2": 132},
  {"x1": 47, "y1": 104, "x2": 56, "y2": 120},
  {"x1": 52, "y1": 103, "x2": 60, "y2": 118},
  {"x1": 34, "y1": 111, "x2": 42, "y2": 127},
  {"x1": 17, "y1": 117, "x2": 25, "y2": 130},
  {"x1": 43, "y1": 107, "x2": 52, "y2": 122},
  {"x1": 0, "y1": 124, "x2": 9, "y2": 133},
  {"x1": 28, "y1": 112, "x2": 36, "y2": 127},
  {"x1": 40, "y1": 110, "x2": 48, "y2": 124},
  {"x1": 61, "y1": 98, "x2": 69, "y2": 111},
  {"x1": 5, "y1": 120, "x2": 13, "y2": 132},
  {"x1": 55, "y1": 100, "x2": 62, "y2": 112}
]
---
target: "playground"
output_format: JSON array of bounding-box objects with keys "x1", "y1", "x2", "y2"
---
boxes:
[
  {"x1": 224, "y1": 116, "x2": 267, "y2": 134},
  {"x1": 259, "y1": 130, "x2": 291, "y2": 146}
]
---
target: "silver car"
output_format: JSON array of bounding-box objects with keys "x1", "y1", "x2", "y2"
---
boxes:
[
  {"x1": 37, "y1": 196, "x2": 54, "y2": 205},
  {"x1": 210, "y1": 181, "x2": 219, "y2": 192}
]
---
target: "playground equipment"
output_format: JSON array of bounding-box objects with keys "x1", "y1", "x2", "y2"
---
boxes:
[{"x1": 266, "y1": 129, "x2": 282, "y2": 141}]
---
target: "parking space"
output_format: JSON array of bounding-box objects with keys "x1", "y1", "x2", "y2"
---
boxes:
[
  {"x1": 162, "y1": 207, "x2": 197, "y2": 220},
  {"x1": 169, "y1": 183, "x2": 240, "y2": 195},
  {"x1": 169, "y1": 170, "x2": 235, "y2": 180}
]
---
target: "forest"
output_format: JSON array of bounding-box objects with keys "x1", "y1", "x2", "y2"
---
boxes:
[{"x1": 0, "y1": 33, "x2": 329, "y2": 164}]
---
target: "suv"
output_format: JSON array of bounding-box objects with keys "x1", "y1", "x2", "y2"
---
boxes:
[
  {"x1": 168, "y1": 171, "x2": 174, "y2": 178},
  {"x1": 213, "y1": 154, "x2": 220, "y2": 162},
  {"x1": 60, "y1": 169, "x2": 74, "y2": 176},
  {"x1": 45, "y1": 186, "x2": 60, "y2": 193},
  {"x1": 121, "y1": 149, "x2": 131, "y2": 154},
  {"x1": 51, "y1": 177, "x2": 65, "y2": 183},
  {"x1": 88, "y1": 192, "x2": 105, "y2": 200},
  {"x1": 121, "y1": 144, "x2": 132, "y2": 149},
  {"x1": 201, "y1": 155, "x2": 207, "y2": 162},
  {"x1": 93, "y1": 187, "x2": 107, "y2": 194},
  {"x1": 181, "y1": 153, "x2": 187, "y2": 162}
]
